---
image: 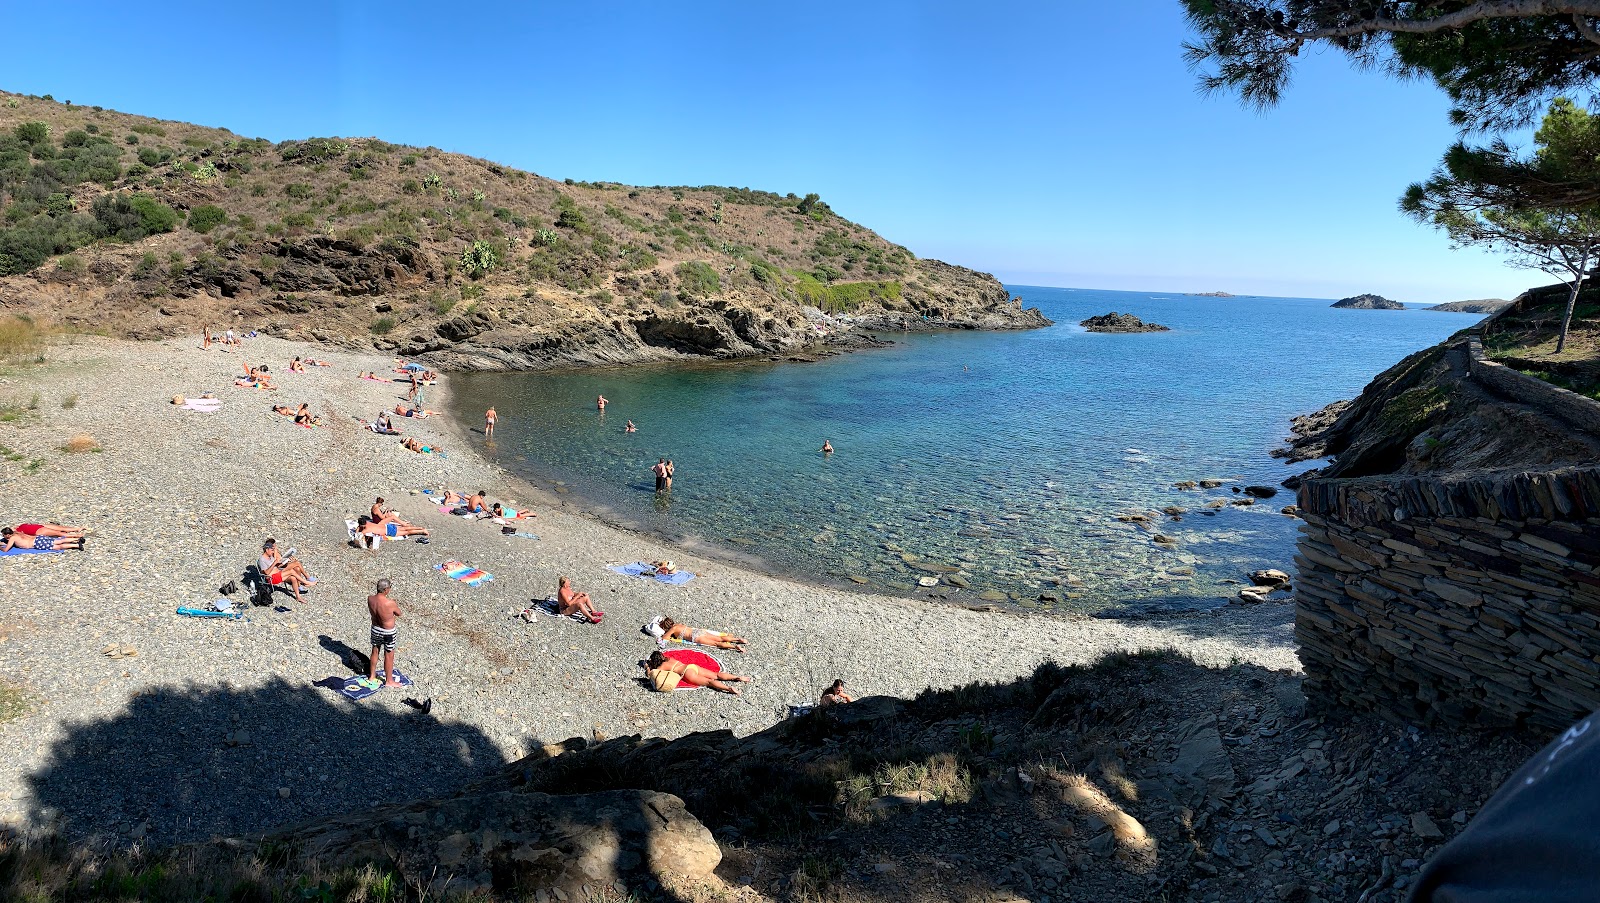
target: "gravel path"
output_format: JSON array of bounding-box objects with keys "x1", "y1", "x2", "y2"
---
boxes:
[{"x1": 0, "y1": 335, "x2": 1298, "y2": 847}]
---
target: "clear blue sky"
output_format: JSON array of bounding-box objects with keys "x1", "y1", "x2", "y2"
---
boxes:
[{"x1": 0, "y1": 0, "x2": 1540, "y2": 302}]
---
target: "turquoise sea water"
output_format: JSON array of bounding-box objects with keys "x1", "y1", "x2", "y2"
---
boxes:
[{"x1": 447, "y1": 286, "x2": 1484, "y2": 613}]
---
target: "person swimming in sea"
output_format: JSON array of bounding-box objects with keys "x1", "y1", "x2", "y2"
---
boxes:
[
  {"x1": 596, "y1": 394, "x2": 608, "y2": 412},
  {"x1": 821, "y1": 439, "x2": 833, "y2": 455},
  {"x1": 625, "y1": 420, "x2": 636, "y2": 433}
]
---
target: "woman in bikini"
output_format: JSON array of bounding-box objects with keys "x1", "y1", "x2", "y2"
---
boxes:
[
  {"x1": 652, "y1": 616, "x2": 748, "y2": 653},
  {"x1": 556, "y1": 576, "x2": 603, "y2": 623},
  {"x1": 8, "y1": 522, "x2": 86, "y2": 538},
  {"x1": 271, "y1": 404, "x2": 295, "y2": 416},
  {"x1": 643, "y1": 650, "x2": 750, "y2": 694},
  {"x1": 819, "y1": 679, "x2": 855, "y2": 707}
]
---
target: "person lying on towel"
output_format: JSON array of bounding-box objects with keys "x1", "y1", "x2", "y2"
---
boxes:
[
  {"x1": 643, "y1": 650, "x2": 751, "y2": 695},
  {"x1": 2, "y1": 526, "x2": 82, "y2": 551},
  {"x1": 358, "y1": 514, "x2": 428, "y2": 540},
  {"x1": 645, "y1": 616, "x2": 748, "y2": 653}
]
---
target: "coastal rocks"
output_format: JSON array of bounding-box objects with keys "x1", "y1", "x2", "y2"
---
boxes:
[
  {"x1": 244, "y1": 789, "x2": 720, "y2": 895},
  {"x1": 1331, "y1": 293, "x2": 1405, "y2": 310},
  {"x1": 1426, "y1": 298, "x2": 1511, "y2": 314},
  {"x1": 1250, "y1": 569, "x2": 1291, "y2": 589},
  {"x1": 1079, "y1": 312, "x2": 1170, "y2": 333},
  {"x1": 1241, "y1": 485, "x2": 1278, "y2": 499},
  {"x1": 1198, "y1": 479, "x2": 1224, "y2": 489}
]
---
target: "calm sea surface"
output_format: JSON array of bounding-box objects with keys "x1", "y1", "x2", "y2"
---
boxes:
[{"x1": 447, "y1": 286, "x2": 1483, "y2": 613}]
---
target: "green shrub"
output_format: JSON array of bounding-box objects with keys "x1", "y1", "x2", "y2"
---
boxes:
[
  {"x1": 56, "y1": 254, "x2": 83, "y2": 274},
  {"x1": 400, "y1": 179, "x2": 420, "y2": 195},
  {"x1": 13, "y1": 122, "x2": 48, "y2": 145},
  {"x1": 370, "y1": 316, "x2": 396, "y2": 334},
  {"x1": 283, "y1": 182, "x2": 313, "y2": 199},
  {"x1": 459, "y1": 240, "x2": 499, "y2": 278},
  {"x1": 124, "y1": 134, "x2": 139, "y2": 145},
  {"x1": 90, "y1": 193, "x2": 178, "y2": 241},
  {"x1": 187, "y1": 204, "x2": 227, "y2": 234},
  {"x1": 674, "y1": 260, "x2": 720, "y2": 297},
  {"x1": 129, "y1": 123, "x2": 165, "y2": 136},
  {"x1": 135, "y1": 147, "x2": 161, "y2": 167},
  {"x1": 280, "y1": 138, "x2": 348, "y2": 163},
  {"x1": 282, "y1": 212, "x2": 315, "y2": 229},
  {"x1": 61, "y1": 130, "x2": 89, "y2": 148}
]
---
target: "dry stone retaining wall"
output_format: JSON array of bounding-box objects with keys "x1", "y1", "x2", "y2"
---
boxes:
[
  {"x1": 1466, "y1": 336, "x2": 1600, "y2": 435},
  {"x1": 1295, "y1": 468, "x2": 1600, "y2": 731}
]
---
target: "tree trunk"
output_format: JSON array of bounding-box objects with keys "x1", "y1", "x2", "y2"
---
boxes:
[{"x1": 1557, "y1": 252, "x2": 1590, "y2": 355}]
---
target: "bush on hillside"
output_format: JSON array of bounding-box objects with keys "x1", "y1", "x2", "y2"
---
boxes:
[
  {"x1": 91, "y1": 193, "x2": 179, "y2": 242},
  {"x1": 674, "y1": 260, "x2": 720, "y2": 297},
  {"x1": 187, "y1": 204, "x2": 227, "y2": 234},
  {"x1": 13, "y1": 122, "x2": 48, "y2": 146},
  {"x1": 280, "y1": 138, "x2": 348, "y2": 164},
  {"x1": 459, "y1": 240, "x2": 499, "y2": 278}
]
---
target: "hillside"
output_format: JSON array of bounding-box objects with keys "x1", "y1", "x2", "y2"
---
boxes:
[
  {"x1": 1330, "y1": 293, "x2": 1404, "y2": 310},
  {"x1": 1425, "y1": 298, "x2": 1510, "y2": 314},
  {"x1": 0, "y1": 91, "x2": 1047, "y2": 369}
]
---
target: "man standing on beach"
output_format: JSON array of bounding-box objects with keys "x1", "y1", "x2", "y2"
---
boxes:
[
  {"x1": 652, "y1": 458, "x2": 668, "y2": 492},
  {"x1": 485, "y1": 406, "x2": 497, "y2": 439},
  {"x1": 368, "y1": 578, "x2": 402, "y2": 687}
]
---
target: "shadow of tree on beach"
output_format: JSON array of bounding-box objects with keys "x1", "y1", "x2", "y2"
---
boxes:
[{"x1": 22, "y1": 677, "x2": 507, "y2": 849}]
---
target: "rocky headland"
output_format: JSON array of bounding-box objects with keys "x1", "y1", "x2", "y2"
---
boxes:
[
  {"x1": 1078, "y1": 312, "x2": 1170, "y2": 333},
  {"x1": 1424, "y1": 298, "x2": 1511, "y2": 314},
  {"x1": 1330, "y1": 293, "x2": 1405, "y2": 310},
  {"x1": 1186, "y1": 290, "x2": 1235, "y2": 297},
  {"x1": 0, "y1": 92, "x2": 1049, "y2": 372}
]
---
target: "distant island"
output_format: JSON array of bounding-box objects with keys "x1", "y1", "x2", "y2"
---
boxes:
[
  {"x1": 1331, "y1": 293, "x2": 1405, "y2": 310},
  {"x1": 1080, "y1": 312, "x2": 1170, "y2": 333},
  {"x1": 1186, "y1": 291, "x2": 1235, "y2": 297},
  {"x1": 1425, "y1": 298, "x2": 1511, "y2": 314}
]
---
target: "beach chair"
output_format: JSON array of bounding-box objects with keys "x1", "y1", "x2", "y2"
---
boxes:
[
  {"x1": 346, "y1": 519, "x2": 379, "y2": 551},
  {"x1": 243, "y1": 564, "x2": 276, "y2": 607}
]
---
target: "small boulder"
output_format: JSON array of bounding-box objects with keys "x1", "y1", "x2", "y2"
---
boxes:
[
  {"x1": 1242, "y1": 485, "x2": 1278, "y2": 499},
  {"x1": 1250, "y1": 569, "x2": 1292, "y2": 588}
]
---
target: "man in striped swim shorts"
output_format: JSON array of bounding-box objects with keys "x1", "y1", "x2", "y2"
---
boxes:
[{"x1": 367, "y1": 578, "x2": 403, "y2": 687}]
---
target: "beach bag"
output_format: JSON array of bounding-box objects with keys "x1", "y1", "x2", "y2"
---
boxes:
[
  {"x1": 218, "y1": 580, "x2": 239, "y2": 596},
  {"x1": 501, "y1": 526, "x2": 516, "y2": 535},
  {"x1": 648, "y1": 669, "x2": 682, "y2": 692}
]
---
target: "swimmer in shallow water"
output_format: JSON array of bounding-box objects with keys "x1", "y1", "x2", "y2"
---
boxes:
[
  {"x1": 821, "y1": 439, "x2": 833, "y2": 455},
  {"x1": 625, "y1": 420, "x2": 637, "y2": 433}
]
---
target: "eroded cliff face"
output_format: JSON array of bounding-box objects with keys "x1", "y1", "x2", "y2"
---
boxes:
[{"x1": 0, "y1": 92, "x2": 1050, "y2": 370}]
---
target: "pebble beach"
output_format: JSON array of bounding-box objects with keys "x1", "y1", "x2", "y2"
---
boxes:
[{"x1": 0, "y1": 335, "x2": 1299, "y2": 848}]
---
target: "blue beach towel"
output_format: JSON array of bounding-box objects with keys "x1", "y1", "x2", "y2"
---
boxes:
[
  {"x1": 177, "y1": 606, "x2": 243, "y2": 620},
  {"x1": 317, "y1": 669, "x2": 413, "y2": 701},
  {"x1": 610, "y1": 563, "x2": 696, "y2": 585},
  {"x1": 0, "y1": 547, "x2": 62, "y2": 557}
]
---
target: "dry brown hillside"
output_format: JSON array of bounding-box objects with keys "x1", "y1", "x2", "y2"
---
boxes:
[{"x1": 0, "y1": 90, "x2": 1047, "y2": 369}]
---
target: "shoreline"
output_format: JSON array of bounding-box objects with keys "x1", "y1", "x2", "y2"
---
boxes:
[{"x1": 0, "y1": 333, "x2": 1299, "y2": 848}]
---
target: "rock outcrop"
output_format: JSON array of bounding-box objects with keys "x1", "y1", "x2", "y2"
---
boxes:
[
  {"x1": 1079, "y1": 312, "x2": 1170, "y2": 333},
  {"x1": 1426, "y1": 298, "x2": 1511, "y2": 314},
  {"x1": 1331, "y1": 293, "x2": 1405, "y2": 310}
]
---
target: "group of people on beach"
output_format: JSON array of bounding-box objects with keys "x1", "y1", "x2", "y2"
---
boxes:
[{"x1": 2, "y1": 522, "x2": 86, "y2": 552}]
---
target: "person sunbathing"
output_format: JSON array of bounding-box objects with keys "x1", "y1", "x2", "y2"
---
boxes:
[
  {"x1": 2, "y1": 526, "x2": 82, "y2": 551},
  {"x1": 258, "y1": 538, "x2": 315, "y2": 602},
  {"x1": 490, "y1": 502, "x2": 534, "y2": 519},
  {"x1": 402, "y1": 437, "x2": 438, "y2": 454},
  {"x1": 272, "y1": 405, "x2": 295, "y2": 416},
  {"x1": 9, "y1": 522, "x2": 86, "y2": 538},
  {"x1": 305, "y1": 358, "x2": 331, "y2": 367},
  {"x1": 289, "y1": 357, "x2": 307, "y2": 373},
  {"x1": 819, "y1": 679, "x2": 855, "y2": 707},
  {"x1": 651, "y1": 616, "x2": 748, "y2": 653},
  {"x1": 556, "y1": 576, "x2": 603, "y2": 623},
  {"x1": 358, "y1": 513, "x2": 428, "y2": 539},
  {"x1": 394, "y1": 404, "x2": 441, "y2": 418},
  {"x1": 644, "y1": 650, "x2": 750, "y2": 695}
]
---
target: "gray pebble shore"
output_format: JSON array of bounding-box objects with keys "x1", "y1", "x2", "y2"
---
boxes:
[{"x1": 0, "y1": 335, "x2": 1297, "y2": 847}]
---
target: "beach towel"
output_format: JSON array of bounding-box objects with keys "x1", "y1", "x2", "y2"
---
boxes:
[
  {"x1": 652, "y1": 649, "x2": 722, "y2": 691},
  {"x1": 610, "y1": 562, "x2": 696, "y2": 585},
  {"x1": 520, "y1": 597, "x2": 592, "y2": 623},
  {"x1": 360, "y1": 375, "x2": 388, "y2": 382},
  {"x1": 436, "y1": 559, "x2": 493, "y2": 587},
  {"x1": 509, "y1": 532, "x2": 539, "y2": 540},
  {"x1": 345, "y1": 519, "x2": 379, "y2": 550},
  {"x1": 0, "y1": 546, "x2": 62, "y2": 557},
  {"x1": 320, "y1": 669, "x2": 412, "y2": 701},
  {"x1": 177, "y1": 606, "x2": 243, "y2": 619},
  {"x1": 179, "y1": 400, "x2": 222, "y2": 412}
]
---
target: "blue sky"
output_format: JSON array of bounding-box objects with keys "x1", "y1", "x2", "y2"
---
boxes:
[{"x1": 0, "y1": 1, "x2": 1539, "y2": 302}]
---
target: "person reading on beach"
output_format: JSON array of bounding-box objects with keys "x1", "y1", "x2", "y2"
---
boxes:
[
  {"x1": 367, "y1": 578, "x2": 403, "y2": 687},
  {"x1": 821, "y1": 440, "x2": 833, "y2": 455},
  {"x1": 819, "y1": 679, "x2": 854, "y2": 707},
  {"x1": 371, "y1": 411, "x2": 398, "y2": 435},
  {"x1": 258, "y1": 538, "x2": 314, "y2": 602},
  {"x1": 484, "y1": 407, "x2": 497, "y2": 439},
  {"x1": 2, "y1": 526, "x2": 82, "y2": 552},
  {"x1": 643, "y1": 650, "x2": 750, "y2": 694},
  {"x1": 556, "y1": 575, "x2": 603, "y2": 623},
  {"x1": 624, "y1": 420, "x2": 636, "y2": 433},
  {"x1": 649, "y1": 616, "x2": 748, "y2": 653}
]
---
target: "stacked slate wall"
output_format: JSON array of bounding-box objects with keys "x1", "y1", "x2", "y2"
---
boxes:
[{"x1": 1296, "y1": 336, "x2": 1600, "y2": 732}]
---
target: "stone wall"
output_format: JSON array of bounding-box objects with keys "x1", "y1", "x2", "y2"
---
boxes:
[
  {"x1": 1466, "y1": 336, "x2": 1600, "y2": 435},
  {"x1": 1295, "y1": 468, "x2": 1600, "y2": 731}
]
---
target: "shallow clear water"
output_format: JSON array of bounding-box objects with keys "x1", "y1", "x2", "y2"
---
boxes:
[{"x1": 448, "y1": 286, "x2": 1484, "y2": 613}]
